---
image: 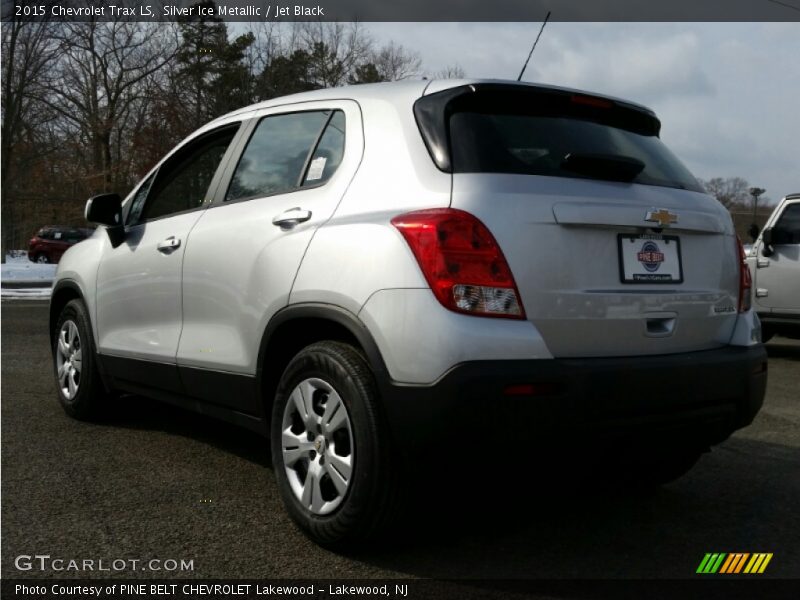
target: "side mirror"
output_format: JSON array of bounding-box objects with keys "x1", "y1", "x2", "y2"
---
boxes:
[
  {"x1": 761, "y1": 227, "x2": 774, "y2": 257},
  {"x1": 85, "y1": 193, "x2": 124, "y2": 247}
]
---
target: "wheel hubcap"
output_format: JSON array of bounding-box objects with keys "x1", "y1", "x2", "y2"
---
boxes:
[
  {"x1": 281, "y1": 378, "x2": 354, "y2": 515},
  {"x1": 55, "y1": 320, "x2": 82, "y2": 400}
]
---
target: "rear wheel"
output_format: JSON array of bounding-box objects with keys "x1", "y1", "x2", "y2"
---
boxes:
[
  {"x1": 35, "y1": 253, "x2": 49, "y2": 264},
  {"x1": 271, "y1": 341, "x2": 399, "y2": 547},
  {"x1": 53, "y1": 299, "x2": 108, "y2": 420}
]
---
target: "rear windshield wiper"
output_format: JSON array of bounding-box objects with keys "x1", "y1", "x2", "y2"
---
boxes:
[{"x1": 561, "y1": 153, "x2": 645, "y2": 182}]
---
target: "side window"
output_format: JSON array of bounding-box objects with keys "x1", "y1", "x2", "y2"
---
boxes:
[
  {"x1": 126, "y1": 172, "x2": 155, "y2": 226},
  {"x1": 773, "y1": 203, "x2": 800, "y2": 244},
  {"x1": 139, "y1": 128, "x2": 237, "y2": 223},
  {"x1": 226, "y1": 111, "x2": 333, "y2": 202},
  {"x1": 302, "y1": 111, "x2": 346, "y2": 187}
]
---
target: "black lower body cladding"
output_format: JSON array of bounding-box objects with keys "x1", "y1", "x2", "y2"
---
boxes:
[{"x1": 380, "y1": 345, "x2": 768, "y2": 462}]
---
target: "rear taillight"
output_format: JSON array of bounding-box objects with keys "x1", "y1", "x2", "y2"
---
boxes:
[
  {"x1": 737, "y1": 236, "x2": 752, "y2": 313},
  {"x1": 391, "y1": 208, "x2": 525, "y2": 319}
]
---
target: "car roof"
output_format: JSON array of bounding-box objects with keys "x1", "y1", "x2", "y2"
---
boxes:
[{"x1": 210, "y1": 78, "x2": 656, "y2": 124}]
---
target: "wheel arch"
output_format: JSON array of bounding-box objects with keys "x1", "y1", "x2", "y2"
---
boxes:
[
  {"x1": 49, "y1": 280, "x2": 86, "y2": 345},
  {"x1": 256, "y1": 304, "x2": 390, "y2": 427}
]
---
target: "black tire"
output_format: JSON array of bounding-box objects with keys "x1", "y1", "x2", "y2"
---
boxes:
[
  {"x1": 761, "y1": 324, "x2": 775, "y2": 343},
  {"x1": 53, "y1": 299, "x2": 108, "y2": 420},
  {"x1": 270, "y1": 341, "x2": 400, "y2": 547},
  {"x1": 34, "y1": 253, "x2": 49, "y2": 264}
]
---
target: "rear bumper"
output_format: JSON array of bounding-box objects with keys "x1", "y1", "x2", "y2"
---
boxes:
[{"x1": 380, "y1": 345, "x2": 767, "y2": 459}]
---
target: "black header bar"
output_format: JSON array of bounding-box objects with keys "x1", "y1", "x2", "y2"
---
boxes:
[{"x1": 3, "y1": 0, "x2": 800, "y2": 23}]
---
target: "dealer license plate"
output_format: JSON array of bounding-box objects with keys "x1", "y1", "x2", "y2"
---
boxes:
[{"x1": 618, "y1": 234, "x2": 683, "y2": 283}]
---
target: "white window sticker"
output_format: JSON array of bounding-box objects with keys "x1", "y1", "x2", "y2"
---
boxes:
[{"x1": 306, "y1": 156, "x2": 327, "y2": 181}]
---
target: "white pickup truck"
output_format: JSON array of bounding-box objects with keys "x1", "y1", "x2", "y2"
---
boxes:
[{"x1": 747, "y1": 193, "x2": 800, "y2": 341}]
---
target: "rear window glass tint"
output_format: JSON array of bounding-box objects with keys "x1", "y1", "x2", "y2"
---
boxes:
[{"x1": 446, "y1": 91, "x2": 702, "y2": 192}]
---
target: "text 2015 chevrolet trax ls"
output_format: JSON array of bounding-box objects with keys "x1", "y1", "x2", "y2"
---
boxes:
[{"x1": 51, "y1": 80, "x2": 767, "y2": 546}]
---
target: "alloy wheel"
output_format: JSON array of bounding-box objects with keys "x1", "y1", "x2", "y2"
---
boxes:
[
  {"x1": 281, "y1": 377, "x2": 355, "y2": 515},
  {"x1": 55, "y1": 320, "x2": 82, "y2": 400}
]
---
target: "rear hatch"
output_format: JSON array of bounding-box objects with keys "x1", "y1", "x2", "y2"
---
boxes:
[{"x1": 416, "y1": 83, "x2": 739, "y2": 358}]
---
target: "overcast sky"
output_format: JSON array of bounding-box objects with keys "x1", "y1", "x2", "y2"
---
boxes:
[{"x1": 370, "y1": 22, "x2": 798, "y2": 204}]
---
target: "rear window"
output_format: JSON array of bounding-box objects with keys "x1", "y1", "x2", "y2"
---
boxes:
[{"x1": 418, "y1": 86, "x2": 703, "y2": 192}]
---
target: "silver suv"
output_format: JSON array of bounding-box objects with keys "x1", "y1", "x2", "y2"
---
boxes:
[
  {"x1": 747, "y1": 194, "x2": 800, "y2": 340},
  {"x1": 51, "y1": 80, "x2": 767, "y2": 546}
]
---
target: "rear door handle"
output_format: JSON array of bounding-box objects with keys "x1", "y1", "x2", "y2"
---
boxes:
[
  {"x1": 157, "y1": 236, "x2": 181, "y2": 252},
  {"x1": 272, "y1": 207, "x2": 312, "y2": 228}
]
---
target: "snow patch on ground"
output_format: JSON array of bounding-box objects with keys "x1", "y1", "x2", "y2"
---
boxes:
[
  {"x1": 1, "y1": 287, "x2": 53, "y2": 299},
  {"x1": 2, "y1": 252, "x2": 57, "y2": 281},
  {"x1": 2, "y1": 252, "x2": 54, "y2": 299}
]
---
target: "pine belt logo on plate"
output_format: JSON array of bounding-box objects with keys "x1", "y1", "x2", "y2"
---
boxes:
[
  {"x1": 637, "y1": 241, "x2": 665, "y2": 272},
  {"x1": 696, "y1": 552, "x2": 773, "y2": 574}
]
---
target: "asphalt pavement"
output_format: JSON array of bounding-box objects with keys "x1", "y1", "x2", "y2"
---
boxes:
[{"x1": 2, "y1": 300, "x2": 798, "y2": 580}]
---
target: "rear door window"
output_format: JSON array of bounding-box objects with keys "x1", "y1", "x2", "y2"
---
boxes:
[{"x1": 226, "y1": 110, "x2": 344, "y2": 202}]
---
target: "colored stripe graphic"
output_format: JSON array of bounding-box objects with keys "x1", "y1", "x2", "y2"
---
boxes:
[
  {"x1": 697, "y1": 553, "x2": 727, "y2": 573},
  {"x1": 758, "y1": 554, "x2": 773, "y2": 573},
  {"x1": 710, "y1": 553, "x2": 726, "y2": 573},
  {"x1": 696, "y1": 554, "x2": 713, "y2": 573},
  {"x1": 733, "y1": 553, "x2": 750, "y2": 573},
  {"x1": 744, "y1": 553, "x2": 774, "y2": 574},
  {"x1": 719, "y1": 554, "x2": 735, "y2": 573},
  {"x1": 719, "y1": 553, "x2": 749, "y2": 573},
  {"x1": 699, "y1": 553, "x2": 772, "y2": 574}
]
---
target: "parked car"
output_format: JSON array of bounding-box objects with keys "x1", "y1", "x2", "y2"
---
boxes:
[
  {"x1": 746, "y1": 194, "x2": 800, "y2": 341},
  {"x1": 50, "y1": 80, "x2": 766, "y2": 546},
  {"x1": 28, "y1": 226, "x2": 93, "y2": 263}
]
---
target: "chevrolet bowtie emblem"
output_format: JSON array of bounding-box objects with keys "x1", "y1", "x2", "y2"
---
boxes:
[{"x1": 645, "y1": 209, "x2": 678, "y2": 227}]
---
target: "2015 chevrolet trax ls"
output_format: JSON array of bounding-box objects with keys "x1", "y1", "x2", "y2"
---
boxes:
[{"x1": 51, "y1": 80, "x2": 767, "y2": 546}]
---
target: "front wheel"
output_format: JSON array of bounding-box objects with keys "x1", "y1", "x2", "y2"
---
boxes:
[
  {"x1": 270, "y1": 341, "x2": 399, "y2": 547},
  {"x1": 35, "y1": 253, "x2": 50, "y2": 264},
  {"x1": 53, "y1": 299, "x2": 108, "y2": 420}
]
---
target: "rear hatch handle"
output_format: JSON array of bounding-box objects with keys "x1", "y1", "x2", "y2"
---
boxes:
[{"x1": 644, "y1": 313, "x2": 677, "y2": 338}]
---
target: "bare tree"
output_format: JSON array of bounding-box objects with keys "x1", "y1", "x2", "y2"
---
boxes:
[
  {"x1": 1, "y1": 19, "x2": 61, "y2": 261},
  {"x1": 700, "y1": 177, "x2": 751, "y2": 209},
  {"x1": 431, "y1": 64, "x2": 466, "y2": 79},
  {"x1": 371, "y1": 41, "x2": 421, "y2": 81},
  {"x1": 299, "y1": 22, "x2": 373, "y2": 87},
  {"x1": 42, "y1": 20, "x2": 179, "y2": 191}
]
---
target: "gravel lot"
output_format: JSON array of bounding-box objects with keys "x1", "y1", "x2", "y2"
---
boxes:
[{"x1": 2, "y1": 300, "x2": 798, "y2": 580}]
